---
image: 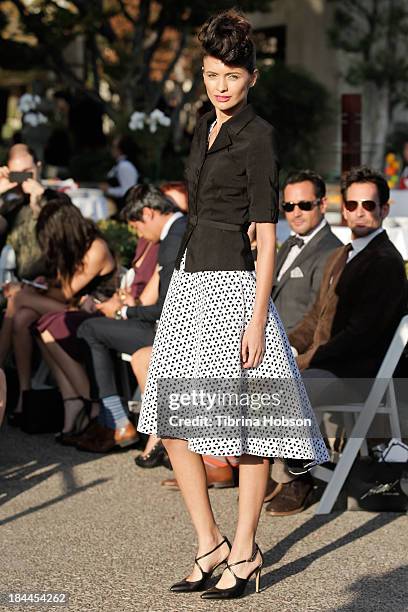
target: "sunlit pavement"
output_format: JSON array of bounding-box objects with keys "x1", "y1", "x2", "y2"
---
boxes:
[{"x1": 1, "y1": 423, "x2": 407, "y2": 612}]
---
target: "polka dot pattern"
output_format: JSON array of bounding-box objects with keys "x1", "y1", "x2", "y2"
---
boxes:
[{"x1": 137, "y1": 249, "x2": 329, "y2": 464}]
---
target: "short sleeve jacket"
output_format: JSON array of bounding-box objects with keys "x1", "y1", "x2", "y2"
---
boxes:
[{"x1": 174, "y1": 103, "x2": 279, "y2": 272}]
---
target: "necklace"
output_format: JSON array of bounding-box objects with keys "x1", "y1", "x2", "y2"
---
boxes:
[{"x1": 208, "y1": 120, "x2": 217, "y2": 143}]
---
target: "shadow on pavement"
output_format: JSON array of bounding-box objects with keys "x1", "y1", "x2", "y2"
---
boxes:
[
  {"x1": 0, "y1": 422, "x2": 118, "y2": 524},
  {"x1": 262, "y1": 512, "x2": 401, "y2": 593},
  {"x1": 332, "y1": 564, "x2": 408, "y2": 612}
]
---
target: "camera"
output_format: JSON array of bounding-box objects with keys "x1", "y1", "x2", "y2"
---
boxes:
[{"x1": 9, "y1": 171, "x2": 33, "y2": 184}]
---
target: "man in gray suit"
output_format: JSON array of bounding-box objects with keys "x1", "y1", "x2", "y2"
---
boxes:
[
  {"x1": 267, "y1": 170, "x2": 342, "y2": 514},
  {"x1": 273, "y1": 169, "x2": 342, "y2": 331}
]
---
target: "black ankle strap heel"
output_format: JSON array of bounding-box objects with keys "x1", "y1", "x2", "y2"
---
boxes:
[
  {"x1": 170, "y1": 536, "x2": 231, "y2": 593},
  {"x1": 201, "y1": 542, "x2": 264, "y2": 599},
  {"x1": 56, "y1": 397, "x2": 92, "y2": 444}
]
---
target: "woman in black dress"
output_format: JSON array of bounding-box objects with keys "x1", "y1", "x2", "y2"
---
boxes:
[{"x1": 138, "y1": 10, "x2": 328, "y2": 600}]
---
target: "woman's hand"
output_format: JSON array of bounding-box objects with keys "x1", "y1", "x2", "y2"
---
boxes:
[
  {"x1": 78, "y1": 295, "x2": 97, "y2": 314},
  {"x1": 241, "y1": 319, "x2": 266, "y2": 369},
  {"x1": 0, "y1": 166, "x2": 17, "y2": 194},
  {"x1": 119, "y1": 287, "x2": 136, "y2": 307},
  {"x1": 95, "y1": 294, "x2": 122, "y2": 318},
  {"x1": 5, "y1": 294, "x2": 16, "y2": 317},
  {"x1": 2, "y1": 282, "x2": 22, "y2": 300}
]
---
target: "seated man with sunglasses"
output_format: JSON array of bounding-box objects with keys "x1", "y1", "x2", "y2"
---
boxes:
[
  {"x1": 266, "y1": 166, "x2": 407, "y2": 517},
  {"x1": 272, "y1": 169, "x2": 342, "y2": 332}
]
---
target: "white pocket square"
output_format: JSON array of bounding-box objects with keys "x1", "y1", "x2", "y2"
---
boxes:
[{"x1": 290, "y1": 267, "x2": 304, "y2": 278}]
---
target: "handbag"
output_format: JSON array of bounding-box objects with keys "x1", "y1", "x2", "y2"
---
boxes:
[
  {"x1": 21, "y1": 388, "x2": 64, "y2": 434},
  {"x1": 346, "y1": 457, "x2": 408, "y2": 512}
]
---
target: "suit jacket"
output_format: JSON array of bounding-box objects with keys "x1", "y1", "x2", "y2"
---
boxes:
[
  {"x1": 174, "y1": 104, "x2": 279, "y2": 272},
  {"x1": 272, "y1": 223, "x2": 342, "y2": 331},
  {"x1": 127, "y1": 215, "x2": 187, "y2": 323},
  {"x1": 289, "y1": 231, "x2": 407, "y2": 377}
]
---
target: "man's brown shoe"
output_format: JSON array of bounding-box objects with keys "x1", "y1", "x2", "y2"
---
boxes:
[
  {"x1": 60, "y1": 419, "x2": 103, "y2": 447},
  {"x1": 161, "y1": 463, "x2": 236, "y2": 490},
  {"x1": 265, "y1": 475, "x2": 314, "y2": 516},
  {"x1": 264, "y1": 478, "x2": 284, "y2": 503},
  {"x1": 76, "y1": 422, "x2": 139, "y2": 453}
]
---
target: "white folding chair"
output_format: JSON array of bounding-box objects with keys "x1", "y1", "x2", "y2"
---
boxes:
[{"x1": 312, "y1": 314, "x2": 408, "y2": 514}]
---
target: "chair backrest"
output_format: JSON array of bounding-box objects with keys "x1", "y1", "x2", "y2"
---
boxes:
[{"x1": 376, "y1": 314, "x2": 408, "y2": 379}]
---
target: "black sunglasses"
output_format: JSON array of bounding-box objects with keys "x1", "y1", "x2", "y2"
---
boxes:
[
  {"x1": 281, "y1": 199, "x2": 321, "y2": 213},
  {"x1": 344, "y1": 199, "x2": 378, "y2": 212}
]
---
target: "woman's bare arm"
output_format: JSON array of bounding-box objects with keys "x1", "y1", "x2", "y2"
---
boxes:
[
  {"x1": 241, "y1": 222, "x2": 276, "y2": 369},
  {"x1": 59, "y1": 239, "x2": 115, "y2": 300},
  {"x1": 138, "y1": 267, "x2": 160, "y2": 306}
]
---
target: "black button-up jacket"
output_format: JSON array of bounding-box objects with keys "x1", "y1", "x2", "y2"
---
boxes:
[{"x1": 174, "y1": 104, "x2": 279, "y2": 272}]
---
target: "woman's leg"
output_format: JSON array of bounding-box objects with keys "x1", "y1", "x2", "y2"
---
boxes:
[
  {"x1": 39, "y1": 339, "x2": 86, "y2": 432},
  {"x1": 0, "y1": 313, "x2": 13, "y2": 366},
  {"x1": 0, "y1": 368, "x2": 6, "y2": 427},
  {"x1": 41, "y1": 331, "x2": 91, "y2": 397},
  {"x1": 12, "y1": 307, "x2": 39, "y2": 412},
  {"x1": 131, "y1": 346, "x2": 159, "y2": 455},
  {"x1": 162, "y1": 438, "x2": 229, "y2": 581},
  {"x1": 40, "y1": 331, "x2": 98, "y2": 430},
  {"x1": 213, "y1": 454, "x2": 269, "y2": 588},
  {"x1": 11, "y1": 291, "x2": 66, "y2": 412},
  {"x1": 130, "y1": 346, "x2": 152, "y2": 391}
]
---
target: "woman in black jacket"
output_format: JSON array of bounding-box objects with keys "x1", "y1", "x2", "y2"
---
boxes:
[{"x1": 137, "y1": 10, "x2": 328, "y2": 600}]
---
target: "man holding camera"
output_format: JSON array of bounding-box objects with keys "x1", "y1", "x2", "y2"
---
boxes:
[{"x1": 0, "y1": 144, "x2": 54, "y2": 279}]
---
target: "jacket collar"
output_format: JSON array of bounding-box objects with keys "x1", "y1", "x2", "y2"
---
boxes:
[
  {"x1": 198, "y1": 104, "x2": 256, "y2": 155},
  {"x1": 200, "y1": 103, "x2": 256, "y2": 134},
  {"x1": 274, "y1": 224, "x2": 334, "y2": 295}
]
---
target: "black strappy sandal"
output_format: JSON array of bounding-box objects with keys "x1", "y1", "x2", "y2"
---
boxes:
[
  {"x1": 170, "y1": 536, "x2": 231, "y2": 592},
  {"x1": 201, "y1": 542, "x2": 264, "y2": 599},
  {"x1": 55, "y1": 397, "x2": 92, "y2": 445}
]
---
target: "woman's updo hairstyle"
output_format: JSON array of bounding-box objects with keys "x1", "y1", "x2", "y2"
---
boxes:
[{"x1": 198, "y1": 9, "x2": 256, "y2": 73}]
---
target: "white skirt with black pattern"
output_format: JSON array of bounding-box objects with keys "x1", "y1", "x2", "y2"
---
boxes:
[{"x1": 137, "y1": 249, "x2": 329, "y2": 464}]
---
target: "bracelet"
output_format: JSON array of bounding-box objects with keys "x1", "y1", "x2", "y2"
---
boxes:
[{"x1": 114, "y1": 308, "x2": 122, "y2": 320}]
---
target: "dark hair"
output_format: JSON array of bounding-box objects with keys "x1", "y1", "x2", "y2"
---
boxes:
[
  {"x1": 341, "y1": 166, "x2": 390, "y2": 206},
  {"x1": 283, "y1": 170, "x2": 326, "y2": 199},
  {"x1": 198, "y1": 9, "x2": 256, "y2": 73},
  {"x1": 36, "y1": 199, "x2": 103, "y2": 285},
  {"x1": 121, "y1": 183, "x2": 180, "y2": 222},
  {"x1": 115, "y1": 135, "x2": 137, "y2": 160}
]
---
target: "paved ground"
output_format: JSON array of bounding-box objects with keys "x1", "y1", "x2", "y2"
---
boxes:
[{"x1": 1, "y1": 424, "x2": 408, "y2": 612}]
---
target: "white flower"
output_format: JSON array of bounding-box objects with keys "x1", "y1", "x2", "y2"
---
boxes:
[
  {"x1": 36, "y1": 112, "x2": 48, "y2": 125},
  {"x1": 129, "y1": 108, "x2": 171, "y2": 132},
  {"x1": 149, "y1": 108, "x2": 171, "y2": 127},
  {"x1": 18, "y1": 93, "x2": 41, "y2": 114},
  {"x1": 129, "y1": 111, "x2": 146, "y2": 131},
  {"x1": 24, "y1": 112, "x2": 39, "y2": 127},
  {"x1": 23, "y1": 111, "x2": 48, "y2": 127}
]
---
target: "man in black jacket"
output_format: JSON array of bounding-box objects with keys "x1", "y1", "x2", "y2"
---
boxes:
[
  {"x1": 273, "y1": 169, "x2": 342, "y2": 331},
  {"x1": 266, "y1": 166, "x2": 407, "y2": 516},
  {"x1": 76, "y1": 185, "x2": 186, "y2": 452}
]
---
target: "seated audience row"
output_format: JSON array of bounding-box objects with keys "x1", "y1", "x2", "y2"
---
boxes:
[{"x1": 1, "y1": 162, "x2": 406, "y2": 524}]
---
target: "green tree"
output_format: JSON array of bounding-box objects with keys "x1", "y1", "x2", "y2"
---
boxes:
[
  {"x1": 250, "y1": 63, "x2": 332, "y2": 174},
  {"x1": 1, "y1": 0, "x2": 274, "y2": 118},
  {"x1": 328, "y1": 0, "x2": 408, "y2": 168}
]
